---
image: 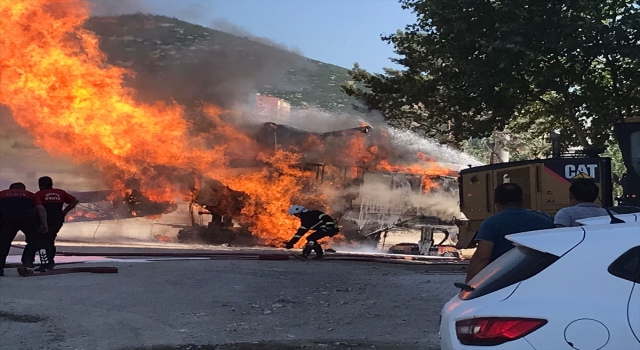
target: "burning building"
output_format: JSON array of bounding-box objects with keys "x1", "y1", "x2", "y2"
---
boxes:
[{"x1": 0, "y1": 0, "x2": 469, "y2": 251}]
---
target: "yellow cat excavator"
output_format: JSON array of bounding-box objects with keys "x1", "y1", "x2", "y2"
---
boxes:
[{"x1": 455, "y1": 117, "x2": 640, "y2": 249}]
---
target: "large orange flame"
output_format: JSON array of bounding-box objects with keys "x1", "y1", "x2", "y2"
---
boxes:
[
  {"x1": 0, "y1": 0, "x2": 228, "y2": 201},
  {"x1": 375, "y1": 159, "x2": 456, "y2": 192}
]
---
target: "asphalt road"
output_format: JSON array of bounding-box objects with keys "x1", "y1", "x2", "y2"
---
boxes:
[{"x1": 1, "y1": 249, "x2": 462, "y2": 350}]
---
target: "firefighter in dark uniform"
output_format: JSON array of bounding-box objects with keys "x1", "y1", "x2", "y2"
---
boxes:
[
  {"x1": 33, "y1": 176, "x2": 79, "y2": 270},
  {"x1": 284, "y1": 205, "x2": 339, "y2": 259},
  {"x1": 0, "y1": 183, "x2": 48, "y2": 276}
]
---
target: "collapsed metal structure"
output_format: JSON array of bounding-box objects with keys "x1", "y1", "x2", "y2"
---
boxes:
[{"x1": 175, "y1": 122, "x2": 465, "y2": 257}]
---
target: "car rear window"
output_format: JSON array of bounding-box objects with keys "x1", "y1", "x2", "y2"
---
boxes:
[
  {"x1": 460, "y1": 245, "x2": 559, "y2": 300},
  {"x1": 608, "y1": 246, "x2": 640, "y2": 283}
]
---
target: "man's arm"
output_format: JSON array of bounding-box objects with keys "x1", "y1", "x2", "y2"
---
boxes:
[
  {"x1": 63, "y1": 199, "x2": 79, "y2": 215},
  {"x1": 464, "y1": 217, "x2": 498, "y2": 283},
  {"x1": 63, "y1": 192, "x2": 79, "y2": 215},
  {"x1": 285, "y1": 228, "x2": 309, "y2": 248},
  {"x1": 465, "y1": 240, "x2": 494, "y2": 283},
  {"x1": 36, "y1": 205, "x2": 49, "y2": 233}
]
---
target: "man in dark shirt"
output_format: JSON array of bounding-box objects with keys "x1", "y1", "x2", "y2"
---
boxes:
[
  {"x1": 465, "y1": 183, "x2": 555, "y2": 283},
  {"x1": 32, "y1": 176, "x2": 79, "y2": 270},
  {"x1": 0, "y1": 182, "x2": 48, "y2": 276},
  {"x1": 284, "y1": 205, "x2": 339, "y2": 259}
]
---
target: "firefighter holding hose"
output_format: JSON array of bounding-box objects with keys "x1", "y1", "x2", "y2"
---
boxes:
[{"x1": 284, "y1": 205, "x2": 339, "y2": 259}]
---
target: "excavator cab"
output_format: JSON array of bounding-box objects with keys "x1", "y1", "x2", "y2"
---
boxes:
[{"x1": 613, "y1": 117, "x2": 640, "y2": 209}]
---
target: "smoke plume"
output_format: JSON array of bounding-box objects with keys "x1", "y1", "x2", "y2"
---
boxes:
[
  {"x1": 80, "y1": 14, "x2": 309, "y2": 111},
  {"x1": 274, "y1": 106, "x2": 481, "y2": 168}
]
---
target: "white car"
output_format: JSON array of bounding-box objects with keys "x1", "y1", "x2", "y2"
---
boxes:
[
  {"x1": 576, "y1": 212, "x2": 639, "y2": 225},
  {"x1": 439, "y1": 214, "x2": 640, "y2": 350}
]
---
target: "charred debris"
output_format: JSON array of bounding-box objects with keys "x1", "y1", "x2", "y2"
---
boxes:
[{"x1": 178, "y1": 121, "x2": 462, "y2": 256}]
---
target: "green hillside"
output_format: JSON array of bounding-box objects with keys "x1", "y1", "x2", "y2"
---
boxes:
[{"x1": 84, "y1": 14, "x2": 359, "y2": 110}]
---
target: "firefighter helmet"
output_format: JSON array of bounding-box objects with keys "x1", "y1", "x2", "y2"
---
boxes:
[{"x1": 287, "y1": 205, "x2": 307, "y2": 215}]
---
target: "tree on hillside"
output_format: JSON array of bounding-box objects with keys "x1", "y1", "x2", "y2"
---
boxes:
[{"x1": 341, "y1": 0, "x2": 640, "y2": 149}]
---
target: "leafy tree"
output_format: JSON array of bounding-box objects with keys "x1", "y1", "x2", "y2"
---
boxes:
[
  {"x1": 603, "y1": 139, "x2": 626, "y2": 198},
  {"x1": 341, "y1": 0, "x2": 640, "y2": 149},
  {"x1": 461, "y1": 138, "x2": 491, "y2": 164}
]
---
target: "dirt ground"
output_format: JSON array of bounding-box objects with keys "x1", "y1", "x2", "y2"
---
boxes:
[{"x1": 0, "y1": 247, "x2": 463, "y2": 350}]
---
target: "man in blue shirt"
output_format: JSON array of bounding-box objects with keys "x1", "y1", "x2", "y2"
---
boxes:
[{"x1": 465, "y1": 183, "x2": 555, "y2": 283}]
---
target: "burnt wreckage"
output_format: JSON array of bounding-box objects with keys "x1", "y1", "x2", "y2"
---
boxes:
[
  {"x1": 177, "y1": 122, "x2": 463, "y2": 257},
  {"x1": 67, "y1": 188, "x2": 178, "y2": 222}
]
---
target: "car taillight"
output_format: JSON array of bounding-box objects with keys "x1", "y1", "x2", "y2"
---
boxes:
[{"x1": 456, "y1": 317, "x2": 547, "y2": 346}]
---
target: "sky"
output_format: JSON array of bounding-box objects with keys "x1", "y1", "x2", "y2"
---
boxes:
[{"x1": 92, "y1": 0, "x2": 418, "y2": 73}]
